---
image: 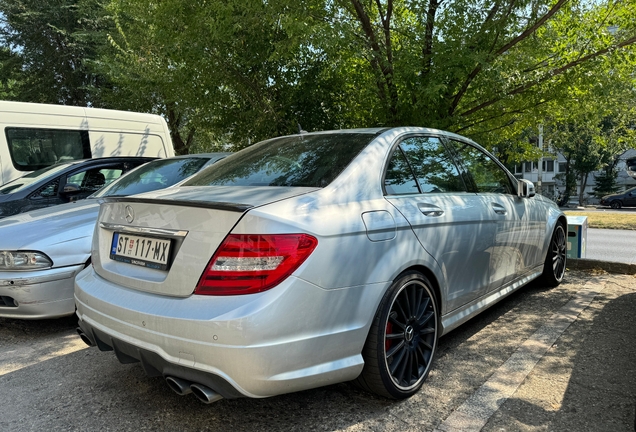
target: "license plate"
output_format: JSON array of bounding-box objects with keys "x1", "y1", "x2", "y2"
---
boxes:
[{"x1": 110, "y1": 232, "x2": 172, "y2": 270}]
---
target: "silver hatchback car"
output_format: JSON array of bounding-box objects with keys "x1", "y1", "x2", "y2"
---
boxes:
[{"x1": 75, "y1": 127, "x2": 566, "y2": 403}]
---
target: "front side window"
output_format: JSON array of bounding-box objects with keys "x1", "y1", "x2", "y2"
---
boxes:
[
  {"x1": 184, "y1": 133, "x2": 376, "y2": 188},
  {"x1": 5, "y1": 128, "x2": 91, "y2": 172},
  {"x1": 65, "y1": 167, "x2": 121, "y2": 195},
  {"x1": 448, "y1": 140, "x2": 514, "y2": 194},
  {"x1": 30, "y1": 179, "x2": 60, "y2": 199},
  {"x1": 0, "y1": 161, "x2": 76, "y2": 195}
]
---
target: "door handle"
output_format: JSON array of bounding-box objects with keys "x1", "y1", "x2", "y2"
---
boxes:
[
  {"x1": 491, "y1": 202, "x2": 507, "y2": 215},
  {"x1": 418, "y1": 203, "x2": 444, "y2": 217}
]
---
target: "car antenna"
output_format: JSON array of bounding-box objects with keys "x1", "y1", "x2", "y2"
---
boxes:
[{"x1": 297, "y1": 123, "x2": 307, "y2": 135}]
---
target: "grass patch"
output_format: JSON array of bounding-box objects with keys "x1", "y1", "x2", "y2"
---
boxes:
[{"x1": 564, "y1": 211, "x2": 636, "y2": 230}]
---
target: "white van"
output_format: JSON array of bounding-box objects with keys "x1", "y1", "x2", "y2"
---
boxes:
[{"x1": 0, "y1": 101, "x2": 175, "y2": 185}]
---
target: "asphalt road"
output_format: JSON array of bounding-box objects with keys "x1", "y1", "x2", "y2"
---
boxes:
[
  {"x1": 585, "y1": 228, "x2": 636, "y2": 264},
  {"x1": 1, "y1": 270, "x2": 634, "y2": 431}
]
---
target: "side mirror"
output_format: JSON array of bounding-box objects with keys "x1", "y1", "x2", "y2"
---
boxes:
[{"x1": 517, "y1": 179, "x2": 535, "y2": 198}]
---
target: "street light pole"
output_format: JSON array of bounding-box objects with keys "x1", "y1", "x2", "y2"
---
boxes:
[{"x1": 537, "y1": 124, "x2": 543, "y2": 196}]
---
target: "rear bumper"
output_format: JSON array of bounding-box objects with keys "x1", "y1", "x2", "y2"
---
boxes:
[
  {"x1": 0, "y1": 265, "x2": 84, "y2": 319},
  {"x1": 75, "y1": 266, "x2": 386, "y2": 398}
]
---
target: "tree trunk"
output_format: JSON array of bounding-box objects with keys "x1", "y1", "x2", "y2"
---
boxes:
[{"x1": 578, "y1": 172, "x2": 589, "y2": 206}]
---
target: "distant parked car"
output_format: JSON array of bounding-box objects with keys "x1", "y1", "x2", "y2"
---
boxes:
[
  {"x1": 75, "y1": 127, "x2": 566, "y2": 404},
  {"x1": 599, "y1": 186, "x2": 636, "y2": 209},
  {"x1": 0, "y1": 153, "x2": 229, "y2": 319},
  {"x1": 0, "y1": 157, "x2": 156, "y2": 218}
]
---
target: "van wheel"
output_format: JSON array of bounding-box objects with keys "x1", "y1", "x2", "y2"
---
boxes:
[
  {"x1": 355, "y1": 271, "x2": 439, "y2": 399},
  {"x1": 542, "y1": 223, "x2": 567, "y2": 287}
]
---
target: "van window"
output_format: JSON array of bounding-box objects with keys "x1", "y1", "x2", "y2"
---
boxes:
[{"x1": 5, "y1": 128, "x2": 91, "y2": 171}]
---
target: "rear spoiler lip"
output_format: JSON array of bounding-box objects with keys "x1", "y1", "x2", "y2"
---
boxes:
[{"x1": 101, "y1": 197, "x2": 253, "y2": 213}]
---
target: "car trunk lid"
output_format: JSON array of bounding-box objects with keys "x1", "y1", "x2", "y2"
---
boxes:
[{"x1": 92, "y1": 186, "x2": 318, "y2": 297}]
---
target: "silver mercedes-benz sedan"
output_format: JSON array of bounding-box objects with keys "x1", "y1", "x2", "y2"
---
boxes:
[
  {"x1": 0, "y1": 153, "x2": 229, "y2": 319},
  {"x1": 75, "y1": 127, "x2": 566, "y2": 403}
]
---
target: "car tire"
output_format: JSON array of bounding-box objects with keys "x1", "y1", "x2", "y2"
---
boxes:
[
  {"x1": 355, "y1": 271, "x2": 439, "y2": 399},
  {"x1": 610, "y1": 200, "x2": 622, "y2": 209},
  {"x1": 542, "y1": 222, "x2": 567, "y2": 287}
]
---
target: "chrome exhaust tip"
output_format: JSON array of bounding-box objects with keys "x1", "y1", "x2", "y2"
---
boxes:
[
  {"x1": 190, "y1": 383, "x2": 223, "y2": 404},
  {"x1": 76, "y1": 328, "x2": 94, "y2": 347},
  {"x1": 165, "y1": 376, "x2": 193, "y2": 396}
]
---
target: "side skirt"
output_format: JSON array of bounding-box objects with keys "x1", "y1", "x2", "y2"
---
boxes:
[{"x1": 440, "y1": 266, "x2": 543, "y2": 336}]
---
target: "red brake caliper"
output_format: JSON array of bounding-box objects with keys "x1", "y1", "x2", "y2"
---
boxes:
[{"x1": 385, "y1": 321, "x2": 393, "y2": 352}]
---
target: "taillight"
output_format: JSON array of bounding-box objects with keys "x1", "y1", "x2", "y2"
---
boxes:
[{"x1": 195, "y1": 234, "x2": 318, "y2": 296}]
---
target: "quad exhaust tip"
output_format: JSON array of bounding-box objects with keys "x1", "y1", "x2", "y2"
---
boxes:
[
  {"x1": 76, "y1": 329, "x2": 223, "y2": 404},
  {"x1": 165, "y1": 376, "x2": 192, "y2": 396},
  {"x1": 190, "y1": 383, "x2": 223, "y2": 404},
  {"x1": 76, "y1": 328, "x2": 95, "y2": 347},
  {"x1": 165, "y1": 376, "x2": 223, "y2": 404}
]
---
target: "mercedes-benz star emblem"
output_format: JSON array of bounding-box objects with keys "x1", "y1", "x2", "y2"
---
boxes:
[
  {"x1": 125, "y1": 205, "x2": 135, "y2": 223},
  {"x1": 405, "y1": 326, "x2": 414, "y2": 342}
]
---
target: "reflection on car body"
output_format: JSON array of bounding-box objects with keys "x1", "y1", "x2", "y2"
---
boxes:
[{"x1": 74, "y1": 127, "x2": 566, "y2": 403}]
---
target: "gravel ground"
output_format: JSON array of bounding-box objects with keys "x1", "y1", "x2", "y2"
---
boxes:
[{"x1": 0, "y1": 269, "x2": 634, "y2": 432}]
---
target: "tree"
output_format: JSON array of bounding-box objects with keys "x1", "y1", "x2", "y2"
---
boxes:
[
  {"x1": 592, "y1": 167, "x2": 621, "y2": 199},
  {"x1": 334, "y1": 0, "x2": 636, "y2": 140},
  {"x1": 0, "y1": 46, "x2": 22, "y2": 99},
  {"x1": 0, "y1": 0, "x2": 115, "y2": 106},
  {"x1": 97, "y1": 0, "x2": 636, "y2": 153},
  {"x1": 4, "y1": 0, "x2": 636, "y2": 156}
]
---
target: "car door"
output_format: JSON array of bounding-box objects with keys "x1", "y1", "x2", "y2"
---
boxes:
[
  {"x1": 446, "y1": 139, "x2": 545, "y2": 289},
  {"x1": 25, "y1": 163, "x2": 127, "y2": 211},
  {"x1": 623, "y1": 187, "x2": 636, "y2": 207},
  {"x1": 383, "y1": 135, "x2": 496, "y2": 313}
]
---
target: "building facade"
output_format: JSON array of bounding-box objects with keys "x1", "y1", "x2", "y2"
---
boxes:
[{"x1": 513, "y1": 149, "x2": 636, "y2": 205}]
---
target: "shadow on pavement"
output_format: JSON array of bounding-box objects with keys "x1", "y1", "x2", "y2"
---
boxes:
[{"x1": 491, "y1": 291, "x2": 636, "y2": 431}]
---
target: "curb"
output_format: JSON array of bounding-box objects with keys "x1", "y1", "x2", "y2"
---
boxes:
[{"x1": 567, "y1": 258, "x2": 636, "y2": 275}]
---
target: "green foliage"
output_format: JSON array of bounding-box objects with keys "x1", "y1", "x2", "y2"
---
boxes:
[
  {"x1": 1, "y1": 0, "x2": 636, "y2": 159},
  {"x1": 0, "y1": 0, "x2": 114, "y2": 106},
  {"x1": 592, "y1": 167, "x2": 621, "y2": 199}
]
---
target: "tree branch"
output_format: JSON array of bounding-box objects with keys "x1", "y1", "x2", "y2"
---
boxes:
[
  {"x1": 422, "y1": 0, "x2": 440, "y2": 76},
  {"x1": 459, "y1": 34, "x2": 636, "y2": 118},
  {"x1": 449, "y1": 0, "x2": 565, "y2": 116},
  {"x1": 494, "y1": 0, "x2": 569, "y2": 57},
  {"x1": 349, "y1": 0, "x2": 398, "y2": 122}
]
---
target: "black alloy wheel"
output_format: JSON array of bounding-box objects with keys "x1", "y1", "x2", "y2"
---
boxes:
[
  {"x1": 610, "y1": 200, "x2": 622, "y2": 209},
  {"x1": 542, "y1": 223, "x2": 567, "y2": 287},
  {"x1": 355, "y1": 271, "x2": 439, "y2": 399}
]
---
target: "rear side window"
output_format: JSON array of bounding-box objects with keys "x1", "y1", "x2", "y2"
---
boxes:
[
  {"x1": 184, "y1": 133, "x2": 376, "y2": 188},
  {"x1": 384, "y1": 147, "x2": 419, "y2": 195},
  {"x1": 5, "y1": 128, "x2": 91, "y2": 171}
]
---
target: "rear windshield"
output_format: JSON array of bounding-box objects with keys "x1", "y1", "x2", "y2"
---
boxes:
[
  {"x1": 183, "y1": 133, "x2": 375, "y2": 188},
  {"x1": 95, "y1": 157, "x2": 210, "y2": 197}
]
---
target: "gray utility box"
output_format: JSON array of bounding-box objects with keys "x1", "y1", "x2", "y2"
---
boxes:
[{"x1": 566, "y1": 215, "x2": 588, "y2": 259}]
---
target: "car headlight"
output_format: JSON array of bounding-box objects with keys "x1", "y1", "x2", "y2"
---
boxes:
[{"x1": 0, "y1": 251, "x2": 53, "y2": 270}]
